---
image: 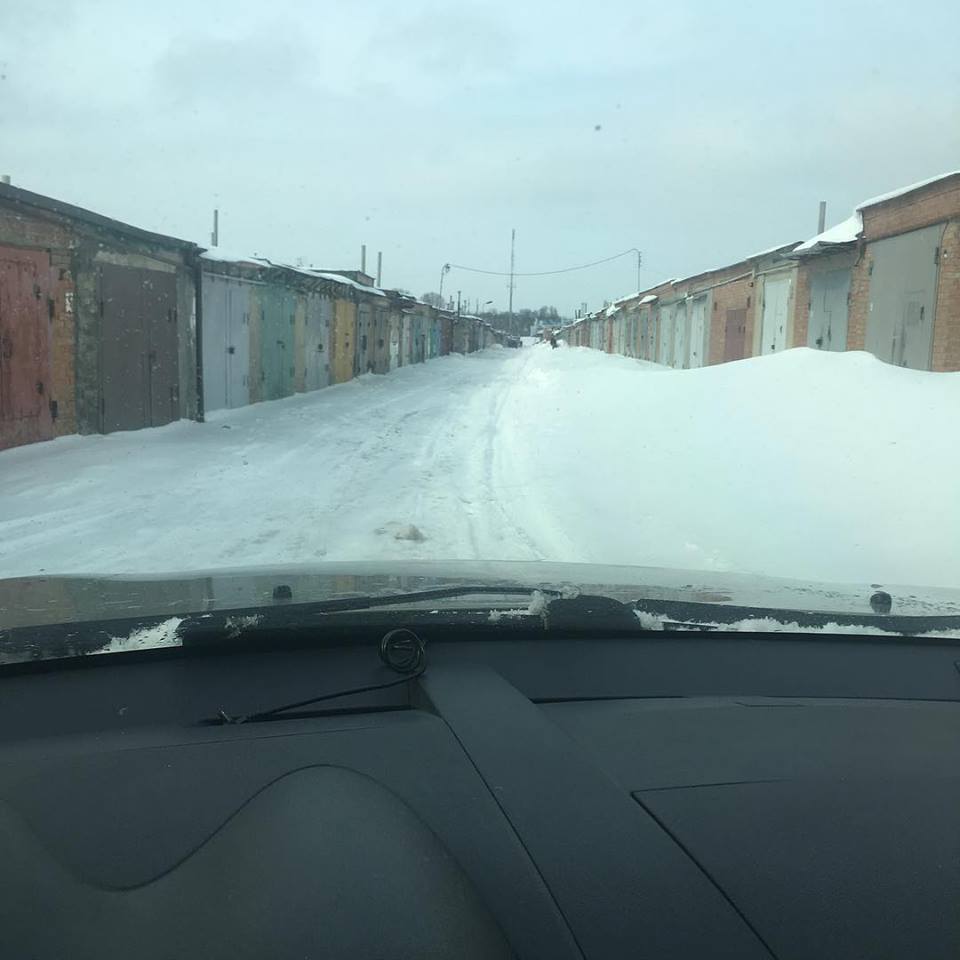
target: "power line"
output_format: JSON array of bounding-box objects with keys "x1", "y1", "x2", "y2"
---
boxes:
[{"x1": 447, "y1": 247, "x2": 640, "y2": 278}]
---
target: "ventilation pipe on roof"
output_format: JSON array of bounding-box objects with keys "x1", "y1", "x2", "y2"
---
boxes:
[
  {"x1": 361, "y1": 244, "x2": 367, "y2": 274},
  {"x1": 376, "y1": 251, "x2": 382, "y2": 287},
  {"x1": 818, "y1": 201, "x2": 827, "y2": 234}
]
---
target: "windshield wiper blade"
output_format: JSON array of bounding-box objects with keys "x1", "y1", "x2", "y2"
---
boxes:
[{"x1": 269, "y1": 583, "x2": 565, "y2": 613}]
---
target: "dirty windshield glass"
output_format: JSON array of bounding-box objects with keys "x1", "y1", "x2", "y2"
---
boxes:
[{"x1": 1, "y1": 2, "x2": 959, "y2": 653}]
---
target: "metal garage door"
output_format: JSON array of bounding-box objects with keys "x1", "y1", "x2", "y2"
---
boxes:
[
  {"x1": 760, "y1": 274, "x2": 791, "y2": 355},
  {"x1": 0, "y1": 248, "x2": 53, "y2": 449},
  {"x1": 865, "y1": 224, "x2": 941, "y2": 370},
  {"x1": 808, "y1": 268, "x2": 850, "y2": 351},
  {"x1": 100, "y1": 263, "x2": 179, "y2": 433},
  {"x1": 723, "y1": 308, "x2": 747, "y2": 362},
  {"x1": 687, "y1": 295, "x2": 707, "y2": 368},
  {"x1": 304, "y1": 292, "x2": 331, "y2": 391},
  {"x1": 658, "y1": 305, "x2": 675, "y2": 366},
  {"x1": 259, "y1": 285, "x2": 295, "y2": 399},
  {"x1": 202, "y1": 274, "x2": 251, "y2": 413},
  {"x1": 333, "y1": 299, "x2": 356, "y2": 384},
  {"x1": 672, "y1": 301, "x2": 688, "y2": 368}
]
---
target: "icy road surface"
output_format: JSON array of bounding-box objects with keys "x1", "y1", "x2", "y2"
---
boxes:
[{"x1": 1, "y1": 344, "x2": 958, "y2": 587}]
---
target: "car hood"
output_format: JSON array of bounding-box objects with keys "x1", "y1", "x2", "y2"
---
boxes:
[{"x1": 2, "y1": 559, "x2": 959, "y2": 631}]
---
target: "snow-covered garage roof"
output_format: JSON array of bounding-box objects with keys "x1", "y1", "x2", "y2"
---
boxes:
[{"x1": 792, "y1": 169, "x2": 960, "y2": 257}]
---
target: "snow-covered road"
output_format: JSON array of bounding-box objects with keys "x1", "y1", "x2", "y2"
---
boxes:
[{"x1": 1, "y1": 344, "x2": 958, "y2": 587}]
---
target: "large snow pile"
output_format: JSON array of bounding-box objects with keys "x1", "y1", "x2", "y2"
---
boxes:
[
  {"x1": 502, "y1": 346, "x2": 959, "y2": 587},
  {"x1": 0, "y1": 346, "x2": 956, "y2": 589}
]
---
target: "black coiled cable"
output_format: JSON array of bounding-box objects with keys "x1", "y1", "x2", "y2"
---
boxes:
[{"x1": 379, "y1": 628, "x2": 426, "y2": 674}]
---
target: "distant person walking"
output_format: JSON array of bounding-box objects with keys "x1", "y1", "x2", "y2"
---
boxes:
[{"x1": 550, "y1": 334, "x2": 558, "y2": 349}]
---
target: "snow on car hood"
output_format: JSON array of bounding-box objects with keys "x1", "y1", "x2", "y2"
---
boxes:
[{"x1": 2, "y1": 559, "x2": 959, "y2": 631}]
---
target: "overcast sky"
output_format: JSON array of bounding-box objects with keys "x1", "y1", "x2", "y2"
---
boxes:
[{"x1": 2, "y1": 0, "x2": 958, "y2": 314}]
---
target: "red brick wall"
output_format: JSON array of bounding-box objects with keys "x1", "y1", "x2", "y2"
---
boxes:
[
  {"x1": 706, "y1": 274, "x2": 756, "y2": 364},
  {"x1": 861, "y1": 177, "x2": 960, "y2": 242},
  {"x1": 932, "y1": 219, "x2": 960, "y2": 372},
  {"x1": 793, "y1": 265, "x2": 811, "y2": 348},
  {"x1": 846, "y1": 249, "x2": 871, "y2": 351}
]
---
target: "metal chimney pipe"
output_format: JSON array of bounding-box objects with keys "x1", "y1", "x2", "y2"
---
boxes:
[
  {"x1": 818, "y1": 201, "x2": 827, "y2": 234},
  {"x1": 361, "y1": 244, "x2": 367, "y2": 273},
  {"x1": 376, "y1": 251, "x2": 382, "y2": 287}
]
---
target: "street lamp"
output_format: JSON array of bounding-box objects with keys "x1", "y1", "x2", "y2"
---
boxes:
[{"x1": 439, "y1": 263, "x2": 451, "y2": 303}]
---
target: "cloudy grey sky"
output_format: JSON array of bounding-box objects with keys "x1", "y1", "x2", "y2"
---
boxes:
[{"x1": 2, "y1": 0, "x2": 958, "y2": 314}]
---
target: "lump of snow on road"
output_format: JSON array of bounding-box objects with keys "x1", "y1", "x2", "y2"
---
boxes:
[
  {"x1": 376, "y1": 522, "x2": 427, "y2": 542},
  {"x1": 93, "y1": 617, "x2": 184, "y2": 654}
]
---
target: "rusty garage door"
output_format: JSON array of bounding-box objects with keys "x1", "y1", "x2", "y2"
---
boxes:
[
  {"x1": 865, "y1": 224, "x2": 941, "y2": 370},
  {"x1": 723, "y1": 308, "x2": 747, "y2": 362},
  {"x1": 99, "y1": 263, "x2": 179, "y2": 433},
  {"x1": 0, "y1": 247, "x2": 54, "y2": 450}
]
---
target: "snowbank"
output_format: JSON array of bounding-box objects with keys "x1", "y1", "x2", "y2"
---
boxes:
[
  {"x1": 488, "y1": 346, "x2": 960, "y2": 589},
  {"x1": 0, "y1": 346, "x2": 956, "y2": 590}
]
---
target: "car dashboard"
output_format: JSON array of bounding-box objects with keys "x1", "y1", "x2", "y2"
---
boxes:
[{"x1": 0, "y1": 630, "x2": 958, "y2": 959}]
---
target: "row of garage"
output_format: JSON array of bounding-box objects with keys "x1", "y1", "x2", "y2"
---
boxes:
[
  {"x1": 199, "y1": 255, "x2": 493, "y2": 416},
  {"x1": 563, "y1": 171, "x2": 960, "y2": 374},
  {"x1": 0, "y1": 182, "x2": 498, "y2": 451}
]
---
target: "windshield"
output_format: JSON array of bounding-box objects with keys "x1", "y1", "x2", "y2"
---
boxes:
[{"x1": 1, "y1": 2, "x2": 959, "y2": 657}]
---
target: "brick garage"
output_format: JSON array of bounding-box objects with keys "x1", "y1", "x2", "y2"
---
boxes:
[
  {"x1": 0, "y1": 182, "x2": 200, "y2": 450},
  {"x1": 849, "y1": 174, "x2": 960, "y2": 370}
]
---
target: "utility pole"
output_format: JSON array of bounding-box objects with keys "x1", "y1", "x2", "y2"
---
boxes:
[
  {"x1": 636, "y1": 250, "x2": 642, "y2": 292},
  {"x1": 439, "y1": 263, "x2": 450, "y2": 303},
  {"x1": 210, "y1": 208, "x2": 219, "y2": 247},
  {"x1": 457, "y1": 290, "x2": 461, "y2": 317},
  {"x1": 508, "y1": 228, "x2": 516, "y2": 333}
]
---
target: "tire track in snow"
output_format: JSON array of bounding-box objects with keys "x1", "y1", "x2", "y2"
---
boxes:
[{"x1": 462, "y1": 348, "x2": 547, "y2": 561}]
